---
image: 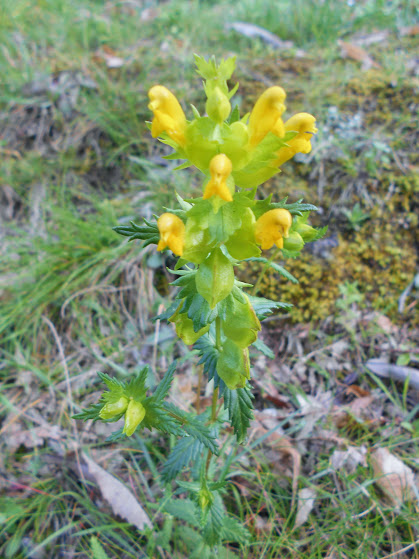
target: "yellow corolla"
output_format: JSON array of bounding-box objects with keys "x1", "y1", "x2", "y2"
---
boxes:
[
  {"x1": 255, "y1": 209, "x2": 293, "y2": 250},
  {"x1": 203, "y1": 154, "x2": 233, "y2": 202},
  {"x1": 148, "y1": 85, "x2": 187, "y2": 147},
  {"x1": 248, "y1": 86, "x2": 286, "y2": 147},
  {"x1": 157, "y1": 213, "x2": 185, "y2": 256},
  {"x1": 275, "y1": 113, "x2": 317, "y2": 166}
]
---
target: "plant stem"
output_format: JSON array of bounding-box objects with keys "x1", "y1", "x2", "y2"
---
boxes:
[
  {"x1": 196, "y1": 366, "x2": 203, "y2": 414},
  {"x1": 252, "y1": 248, "x2": 281, "y2": 296},
  {"x1": 215, "y1": 316, "x2": 222, "y2": 349}
]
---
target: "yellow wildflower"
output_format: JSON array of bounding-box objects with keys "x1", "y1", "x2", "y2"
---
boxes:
[
  {"x1": 203, "y1": 154, "x2": 233, "y2": 202},
  {"x1": 157, "y1": 213, "x2": 185, "y2": 256},
  {"x1": 255, "y1": 209, "x2": 293, "y2": 250},
  {"x1": 248, "y1": 86, "x2": 286, "y2": 147},
  {"x1": 148, "y1": 85, "x2": 187, "y2": 146},
  {"x1": 275, "y1": 113, "x2": 317, "y2": 166}
]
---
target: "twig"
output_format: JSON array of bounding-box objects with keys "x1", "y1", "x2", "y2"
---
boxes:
[{"x1": 379, "y1": 539, "x2": 419, "y2": 559}]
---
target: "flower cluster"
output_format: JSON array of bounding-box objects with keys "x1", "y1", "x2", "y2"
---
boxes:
[{"x1": 144, "y1": 55, "x2": 321, "y2": 390}]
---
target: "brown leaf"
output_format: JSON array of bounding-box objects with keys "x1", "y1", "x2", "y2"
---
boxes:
[
  {"x1": 95, "y1": 46, "x2": 125, "y2": 68},
  {"x1": 294, "y1": 487, "x2": 316, "y2": 528},
  {"x1": 82, "y1": 453, "x2": 152, "y2": 531},
  {"x1": 337, "y1": 40, "x2": 380, "y2": 70},
  {"x1": 370, "y1": 448, "x2": 416, "y2": 508}
]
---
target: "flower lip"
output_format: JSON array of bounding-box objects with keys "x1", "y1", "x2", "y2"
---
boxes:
[{"x1": 203, "y1": 154, "x2": 234, "y2": 201}]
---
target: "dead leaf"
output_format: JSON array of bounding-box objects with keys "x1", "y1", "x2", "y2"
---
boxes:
[
  {"x1": 370, "y1": 447, "x2": 416, "y2": 508},
  {"x1": 294, "y1": 487, "x2": 316, "y2": 528},
  {"x1": 366, "y1": 360, "x2": 419, "y2": 390},
  {"x1": 337, "y1": 40, "x2": 380, "y2": 70},
  {"x1": 82, "y1": 453, "x2": 152, "y2": 531},
  {"x1": 330, "y1": 446, "x2": 367, "y2": 474},
  {"x1": 226, "y1": 22, "x2": 294, "y2": 49}
]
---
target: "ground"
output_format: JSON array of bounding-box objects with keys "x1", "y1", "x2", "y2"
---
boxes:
[{"x1": 0, "y1": 1, "x2": 418, "y2": 558}]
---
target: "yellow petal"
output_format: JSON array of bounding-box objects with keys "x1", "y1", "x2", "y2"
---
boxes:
[
  {"x1": 275, "y1": 113, "x2": 317, "y2": 166},
  {"x1": 148, "y1": 85, "x2": 187, "y2": 146},
  {"x1": 255, "y1": 209, "x2": 293, "y2": 250},
  {"x1": 157, "y1": 213, "x2": 185, "y2": 256},
  {"x1": 203, "y1": 154, "x2": 234, "y2": 202},
  {"x1": 248, "y1": 86, "x2": 286, "y2": 147}
]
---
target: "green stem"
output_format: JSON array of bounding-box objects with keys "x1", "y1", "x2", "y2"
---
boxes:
[{"x1": 252, "y1": 248, "x2": 281, "y2": 296}]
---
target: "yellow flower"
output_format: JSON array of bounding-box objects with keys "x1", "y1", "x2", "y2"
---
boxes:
[
  {"x1": 275, "y1": 113, "x2": 317, "y2": 166},
  {"x1": 157, "y1": 213, "x2": 185, "y2": 256},
  {"x1": 248, "y1": 86, "x2": 286, "y2": 147},
  {"x1": 255, "y1": 209, "x2": 293, "y2": 250},
  {"x1": 203, "y1": 154, "x2": 233, "y2": 202},
  {"x1": 148, "y1": 85, "x2": 187, "y2": 146}
]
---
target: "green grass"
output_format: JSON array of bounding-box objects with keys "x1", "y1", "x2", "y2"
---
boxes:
[{"x1": 1, "y1": 0, "x2": 418, "y2": 557}]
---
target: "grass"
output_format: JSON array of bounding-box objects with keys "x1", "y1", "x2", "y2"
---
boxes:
[{"x1": 1, "y1": 0, "x2": 418, "y2": 557}]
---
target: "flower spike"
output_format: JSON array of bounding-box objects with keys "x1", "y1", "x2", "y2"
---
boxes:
[
  {"x1": 275, "y1": 113, "x2": 317, "y2": 166},
  {"x1": 157, "y1": 213, "x2": 185, "y2": 256},
  {"x1": 203, "y1": 154, "x2": 234, "y2": 202},
  {"x1": 255, "y1": 209, "x2": 293, "y2": 250},
  {"x1": 248, "y1": 86, "x2": 286, "y2": 147},
  {"x1": 148, "y1": 85, "x2": 187, "y2": 147}
]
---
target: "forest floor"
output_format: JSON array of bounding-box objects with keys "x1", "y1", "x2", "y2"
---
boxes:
[{"x1": 0, "y1": 1, "x2": 418, "y2": 558}]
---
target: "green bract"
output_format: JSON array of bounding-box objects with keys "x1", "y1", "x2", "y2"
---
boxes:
[{"x1": 196, "y1": 248, "x2": 235, "y2": 309}]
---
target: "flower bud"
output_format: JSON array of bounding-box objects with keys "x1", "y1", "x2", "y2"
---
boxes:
[
  {"x1": 255, "y1": 209, "x2": 293, "y2": 251},
  {"x1": 99, "y1": 396, "x2": 129, "y2": 420},
  {"x1": 148, "y1": 85, "x2": 187, "y2": 147},
  {"x1": 295, "y1": 222, "x2": 318, "y2": 242},
  {"x1": 157, "y1": 213, "x2": 185, "y2": 256},
  {"x1": 282, "y1": 231, "x2": 305, "y2": 252},
  {"x1": 206, "y1": 86, "x2": 231, "y2": 124},
  {"x1": 123, "y1": 399, "x2": 146, "y2": 437},
  {"x1": 203, "y1": 154, "x2": 234, "y2": 202},
  {"x1": 198, "y1": 487, "x2": 213, "y2": 511}
]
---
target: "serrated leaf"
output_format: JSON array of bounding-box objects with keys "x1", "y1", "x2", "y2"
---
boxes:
[
  {"x1": 125, "y1": 367, "x2": 149, "y2": 400},
  {"x1": 112, "y1": 219, "x2": 159, "y2": 246},
  {"x1": 162, "y1": 437, "x2": 204, "y2": 482},
  {"x1": 164, "y1": 498, "x2": 200, "y2": 527},
  {"x1": 163, "y1": 403, "x2": 219, "y2": 454},
  {"x1": 202, "y1": 492, "x2": 225, "y2": 547},
  {"x1": 194, "y1": 334, "x2": 221, "y2": 386},
  {"x1": 247, "y1": 294, "x2": 292, "y2": 320},
  {"x1": 153, "y1": 361, "x2": 177, "y2": 402},
  {"x1": 245, "y1": 257, "x2": 298, "y2": 284},
  {"x1": 208, "y1": 203, "x2": 242, "y2": 243},
  {"x1": 91, "y1": 536, "x2": 110, "y2": 559},
  {"x1": 223, "y1": 386, "x2": 254, "y2": 444},
  {"x1": 252, "y1": 338, "x2": 274, "y2": 359},
  {"x1": 73, "y1": 403, "x2": 103, "y2": 422},
  {"x1": 221, "y1": 516, "x2": 251, "y2": 544}
]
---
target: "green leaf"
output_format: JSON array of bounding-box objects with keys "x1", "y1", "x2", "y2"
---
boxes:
[
  {"x1": 124, "y1": 366, "x2": 149, "y2": 400},
  {"x1": 113, "y1": 219, "x2": 159, "y2": 246},
  {"x1": 247, "y1": 294, "x2": 293, "y2": 320},
  {"x1": 196, "y1": 249, "x2": 235, "y2": 309},
  {"x1": 163, "y1": 403, "x2": 219, "y2": 454},
  {"x1": 194, "y1": 334, "x2": 221, "y2": 386},
  {"x1": 73, "y1": 403, "x2": 103, "y2": 422},
  {"x1": 252, "y1": 338, "x2": 274, "y2": 359},
  {"x1": 223, "y1": 386, "x2": 254, "y2": 444},
  {"x1": 91, "y1": 536, "x2": 111, "y2": 559},
  {"x1": 153, "y1": 361, "x2": 177, "y2": 402},
  {"x1": 164, "y1": 498, "x2": 200, "y2": 527},
  {"x1": 221, "y1": 517, "x2": 251, "y2": 544},
  {"x1": 245, "y1": 257, "x2": 298, "y2": 284},
  {"x1": 228, "y1": 104, "x2": 240, "y2": 124},
  {"x1": 208, "y1": 203, "x2": 242, "y2": 243},
  {"x1": 162, "y1": 437, "x2": 204, "y2": 482},
  {"x1": 202, "y1": 492, "x2": 225, "y2": 547}
]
